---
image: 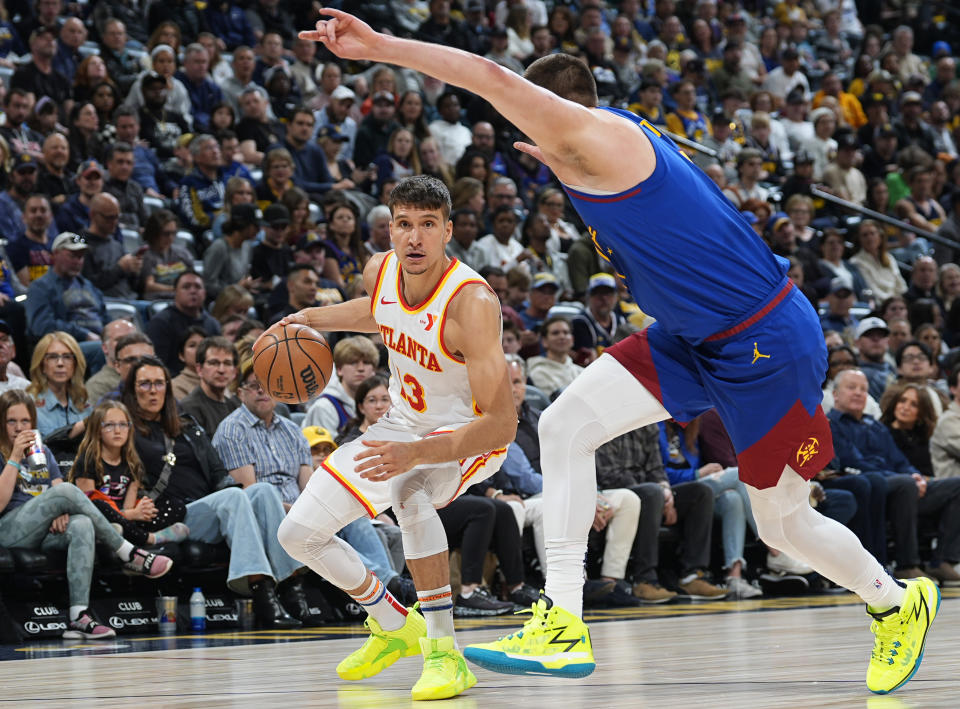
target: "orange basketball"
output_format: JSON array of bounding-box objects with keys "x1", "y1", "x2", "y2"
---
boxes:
[{"x1": 252, "y1": 322, "x2": 333, "y2": 404}]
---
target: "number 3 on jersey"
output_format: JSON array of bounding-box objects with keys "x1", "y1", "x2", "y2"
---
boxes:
[{"x1": 400, "y1": 373, "x2": 427, "y2": 412}]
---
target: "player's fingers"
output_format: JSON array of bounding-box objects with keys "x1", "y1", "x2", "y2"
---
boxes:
[{"x1": 513, "y1": 141, "x2": 545, "y2": 163}]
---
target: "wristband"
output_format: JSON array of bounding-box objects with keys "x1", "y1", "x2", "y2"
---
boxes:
[{"x1": 6, "y1": 459, "x2": 21, "y2": 472}]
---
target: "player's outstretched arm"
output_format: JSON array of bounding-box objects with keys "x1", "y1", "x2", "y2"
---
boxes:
[
  {"x1": 299, "y1": 9, "x2": 624, "y2": 186},
  {"x1": 280, "y1": 252, "x2": 387, "y2": 334}
]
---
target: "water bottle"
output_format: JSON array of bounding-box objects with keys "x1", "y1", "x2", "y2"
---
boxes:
[{"x1": 189, "y1": 588, "x2": 206, "y2": 631}]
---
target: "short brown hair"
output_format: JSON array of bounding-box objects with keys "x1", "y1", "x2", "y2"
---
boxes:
[{"x1": 524, "y1": 54, "x2": 598, "y2": 108}]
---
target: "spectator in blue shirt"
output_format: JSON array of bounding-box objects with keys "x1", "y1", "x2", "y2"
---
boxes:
[
  {"x1": 828, "y1": 369, "x2": 960, "y2": 584},
  {"x1": 175, "y1": 44, "x2": 223, "y2": 133},
  {"x1": 25, "y1": 232, "x2": 108, "y2": 374},
  {"x1": 820, "y1": 275, "x2": 860, "y2": 341},
  {"x1": 205, "y1": 1, "x2": 256, "y2": 50}
]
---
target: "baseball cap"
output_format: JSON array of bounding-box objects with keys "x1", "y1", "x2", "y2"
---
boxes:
[
  {"x1": 317, "y1": 124, "x2": 349, "y2": 142},
  {"x1": 263, "y1": 203, "x2": 291, "y2": 227},
  {"x1": 587, "y1": 273, "x2": 616, "y2": 293},
  {"x1": 786, "y1": 88, "x2": 806, "y2": 105},
  {"x1": 877, "y1": 123, "x2": 897, "y2": 139},
  {"x1": 769, "y1": 213, "x2": 791, "y2": 233},
  {"x1": 230, "y1": 203, "x2": 263, "y2": 227},
  {"x1": 141, "y1": 71, "x2": 167, "y2": 88},
  {"x1": 531, "y1": 272, "x2": 559, "y2": 291},
  {"x1": 29, "y1": 25, "x2": 56, "y2": 42},
  {"x1": 793, "y1": 149, "x2": 814, "y2": 165},
  {"x1": 901, "y1": 91, "x2": 923, "y2": 106},
  {"x1": 809, "y1": 106, "x2": 834, "y2": 125},
  {"x1": 297, "y1": 232, "x2": 326, "y2": 251},
  {"x1": 372, "y1": 91, "x2": 395, "y2": 104},
  {"x1": 781, "y1": 46, "x2": 799, "y2": 60},
  {"x1": 933, "y1": 41, "x2": 952, "y2": 58},
  {"x1": 829, "y1": 275, "x2": 853, "y2": 296},
  {"x1": 330, "y1": 85, "x2": 356, "y2": 102},
  {"x1": 51, "y1": 232, "x2": 88, "y2": 252},
  {"x1": 263, "y1": 65, "x2": 291, "y2": 84},
  {"x1": 741, "y1": 211, "x2": 758, "y2": 224},
  {"x1": 12, "y1": 153, "x2": 38, "y2": 173},
  {"x1": 711, "y1": 107, "x2": 730, "y2": 125},
  {"x1": 613, "y1": 36, "x2": 632, "y2": 53},
  {"x1": 76, "y1": 158, "x2": 103, "y2": 179},
  {"x1": 855, "y1": 316, "x2": 890, "y2": 339},
  {"x1": 465, "y1": 0, "x2": 485, "y2": 11},
  {"x1": 0, "y1": 320, "x2": 11, "y2": 336},
  {"x1": 861, "y1": 92, "x2": 888, "y2": 109},
  {"x1": 737, "y1": 148, "x2": 763, "y2": 166},
  {"x1": 303, "y1": 426, "x2": 338, "y2": 450},
  {"x1": 34, "y1": 96, "x2": 56, "y2": 114},
  {"x1": 726, "y1": 12, "x2": 746, "y2": 23},
  {"x1": 836, "y1": 133, "x2": 859, "y2": 150}
]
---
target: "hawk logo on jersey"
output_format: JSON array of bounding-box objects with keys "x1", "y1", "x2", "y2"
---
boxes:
[
  {"x1": 796, "y1": 437, "x2": 820, "y2": 467},
  {"x1": 379, "y1": 324, "x2": 443, "y2": 372}
]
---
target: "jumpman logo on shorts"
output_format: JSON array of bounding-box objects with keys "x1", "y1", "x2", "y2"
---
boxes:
[{"x1": 751, "y1": 342, "x2": 771, "y2": 364}]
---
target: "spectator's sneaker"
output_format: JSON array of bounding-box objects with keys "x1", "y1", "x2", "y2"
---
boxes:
[
  {"x1": 62, "y1": 610, "x2": 116, "y2": 640},
  {"x1": 678, "y1": 571, "x2": 729, "y2": 600},
  {"x1": 632, "y1": 581, "x2": 677, "y2": 604},
  {"x1": 866, "y1": 577, "x2": 940, "y2": 694},
  {"x1": 726, "y1": 576, "x2": 763, "y2": 599},
  {"x1": 453, "y1": 586, "x2": 514, "y2": 617},
  {"x1": 925, "y1": 563, "x2": 960, "y2": 587},
  {"x1": 893, "y1": 566, "x2": 928, "y2": 581},
  {"x1": 599, "y1": 581, "x2": 642, "y2": 607},
  {"x1": 464, "y1": 594, "x2": 595, "y2": 678},
  {"x1": 123, "y1": 548, "x2": 173, "y2": 579},
  {"x1": 336, "y1": 606, "x2": 426, "y2": 681},
  {"x1": 386, "y1": 576, "x2": 418, "y2": 607},
  {"x1": 766, "y1": 551, "x2": 813, "y2": 576},
  {"x1": 411, "y1": 636, "x2": 477, "y2": 701},
  {"x1": 507, "y1": 583, "x2": 540, "y2": 607},
  {"x1": 583, "y1": 578, "x2": 617, "y2": 603}
]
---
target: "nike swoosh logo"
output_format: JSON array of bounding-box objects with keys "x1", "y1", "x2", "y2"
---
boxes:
[{"x1": 380, "y1": 297, "x2": 397, "y2": 305}]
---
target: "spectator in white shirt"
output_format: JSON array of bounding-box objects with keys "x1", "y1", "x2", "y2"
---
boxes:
[{"x1": 427, "y1": 91, "x2": 473, "y2": 166}]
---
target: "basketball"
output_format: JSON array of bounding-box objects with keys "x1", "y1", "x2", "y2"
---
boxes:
[{"x1": 252, "y1": 322, "x2": 333, "y2": 404}]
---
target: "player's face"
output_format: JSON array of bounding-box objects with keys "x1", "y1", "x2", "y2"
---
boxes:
[{"x1": 389, "y1": 206, "x2": 452, "y2": 276}]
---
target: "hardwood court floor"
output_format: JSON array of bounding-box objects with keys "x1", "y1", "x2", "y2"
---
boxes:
[{"x1": 2, "y1": 594, "x2": 958, "y2": 708}]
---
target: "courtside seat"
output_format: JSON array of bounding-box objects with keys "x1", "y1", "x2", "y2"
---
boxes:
[
  {"x1": 10, "y1": 547, "x2": 53, "y2": 572},
  {"x1": 178, "y1": 540, "x2": 230, "y2": 568}
]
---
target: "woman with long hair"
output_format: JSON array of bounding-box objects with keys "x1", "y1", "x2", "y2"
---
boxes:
[
  {"x1": 506, "y1": 5, "x2": 534, "y2": 61},
  {"x1": 123, "y1": 357, "x2": 305, "y2": 627},
  {"x1": 146, "y1": 21, "x2": 182, "y2": 57},
  {"x1": 373, "y1": 127, "x2": 421, "y2": 194},
  {"x1": 0, "y1": 391, "x2": 173, "y2": 639},
  {"x1": 397, "y1": 91, "x2": 431, "y2": 143},
  {"x1": 27, "y1": 332, "x2": 89, "y2": 437},
  {"x1": 72, "y1": 55, "x2": 112, "y2": 103},
  {"x1": 67, "y1": 103, "x2": 99, "y2": 170},
  {"x1": 90, "y1": 81, "x2": 120, "y2": 137},
  {"x1": 209, "y1": 101, "x2": 237, "y2": 135},
  {"x1": 281, "y1": 186, "x2": 321, "y2": 246},
  {"x1": 451, "y1": 176, "x2": 486, "y2": 213},
  {"x1": 879, "y1": 381, "x2": 938, "y2": 476},
  {"x1": 849, "y1": 219, "x2": 907, "y2": 301},
  {"x1": 71, "y1": 400, "x2": 190, "y2": 545},
  {"x1": 536, "y1": 187, "x2": 581, "y2": 253},
  {"x1": 548, "y1": 5, "x2": 579, "y2": 53},
  {"x1": 141, "y1": 209, "x2": 194, "y2": 300},
  {"x1": 419, "y1": 137, "x2": 454, "y2": 188},
  {"x1": 322, "y1": 201, "x2": 366, "y2": 289},
  {"x1": 211, "y1": 284, "x2": 255, "y2": 323},
  {"x1": 212, "y1": 176, "x2": 256, "y2": 237},
  {"x1": 454, "y1": 149, "x2": 491, "y2": 186},
  {"x1": 338, "y1": 375, "x2": 391, "y2": 444}
]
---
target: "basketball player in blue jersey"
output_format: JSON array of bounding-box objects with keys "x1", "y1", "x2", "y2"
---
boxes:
[{"x1": 300, "y1": 11, "x2": 939, "y2": 696}]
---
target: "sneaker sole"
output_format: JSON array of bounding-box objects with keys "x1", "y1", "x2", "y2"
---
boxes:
[
  {"x1": 870, "y1": 580, "x2": 942, "y2": 695},
  {"x1": 680, "y1": 593, "x2": 730, "y2": 600},
  {"x1": 411, "y1": 668, "x2": 477, "y2": 701},
  {"x1": 637, "y1": 596, "x2": 676, "y2": 604},
  {"x1": 62, "y1": 630, "x2": 117, "y2": 640},
  {"x1": 464, "y1": 647, "x2": 595, "y2": 678},
  {"x1": 453, "y1": 607, "x2": 514, "y2": 617}
]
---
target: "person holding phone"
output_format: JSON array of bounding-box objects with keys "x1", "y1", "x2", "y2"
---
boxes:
[
  {"x1": 81, "y1": 193, "x2": 143, "y2": 298},
  {"x1": 141, "y1": 210, "x2": 195, "y2": 300}
]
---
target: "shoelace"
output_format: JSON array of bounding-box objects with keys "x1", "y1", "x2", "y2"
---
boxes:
[
  {"x1": 423, "y1": 649, "x2": 453, "y2": 673},
  {"x1": 870, "y1": 616, "x2": 904, "y2": 665},
  {"x1": 503, "y1": 601, "x2": 549, "y2": 641}
]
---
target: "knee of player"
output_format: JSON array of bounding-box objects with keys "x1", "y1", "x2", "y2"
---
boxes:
[{"x1": 277, "y1": 516, "x2": 310, "y2": 555}]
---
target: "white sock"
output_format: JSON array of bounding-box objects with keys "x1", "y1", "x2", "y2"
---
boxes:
[
  {"x1": 69, "y1": 605, "x2": 86, "y2": 621},
  {"x1": 351, "y1": 575, "x2": 407, "y2": 631},
  {"x1": 417, "y1": 585, "x2": 455, "y2": 639},
  {"x1": 115, "y1": 540, "x2": 135, "y2": 562},
  {"x1": 459, "y1": 587, "x2": 474, "y2": 599}
]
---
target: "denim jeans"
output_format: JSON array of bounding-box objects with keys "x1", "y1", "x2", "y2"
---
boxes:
[
  {"x1": 0, "y1": 483, "x2": 126, "y2": 606},
  {"x1": 699, "y1": 467, "x2": 758, "y2": 571},
  {"x1": 338, "y1": 517, "x2": 398, "y2": 585},
  {"x1": 184, "y1": 483, "x2": 303, "y2": 595}
]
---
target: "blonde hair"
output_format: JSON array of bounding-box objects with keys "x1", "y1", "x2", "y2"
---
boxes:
[
  {"x1": 27, "y1": 332, "x2": 88, "y2": 409},
  {"x1": 71, "y1": 401, "x2": 144, "y2": 488},
  {"x1": 211, "y1": 285, "x2": 254, "y2": 322},
  {"x1": 333, "y1": 336, "x2": 380, "y2": 370}
]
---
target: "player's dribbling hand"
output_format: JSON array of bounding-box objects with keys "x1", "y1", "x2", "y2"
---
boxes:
[
  {"x1": 355, "y1": 440, "x2": 419, "y2": 481},
  {"x1": 278, "y1": 312, "x2": 311, "y2": 328},
  {"x1": 298, "y1": 9, "x2": 380, "y2": 61}
]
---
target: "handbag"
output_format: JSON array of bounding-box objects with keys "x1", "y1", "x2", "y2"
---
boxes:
[{"x1": 140, "y1": 432, "x2": 187, "y2": 530}]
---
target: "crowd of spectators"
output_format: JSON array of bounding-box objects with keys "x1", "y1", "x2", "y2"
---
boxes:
[{"x1": 3, "y1": 0, "x2": 960, "y2": 634}]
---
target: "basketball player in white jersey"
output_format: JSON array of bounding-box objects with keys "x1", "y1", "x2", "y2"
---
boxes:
[{"x1": 277, "y1": 175, "x2": 516, "y2": 701}]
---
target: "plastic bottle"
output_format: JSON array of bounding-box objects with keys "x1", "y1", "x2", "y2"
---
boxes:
[{"x1": 189, "y1": 588, "x2": 206, "y2": 631}]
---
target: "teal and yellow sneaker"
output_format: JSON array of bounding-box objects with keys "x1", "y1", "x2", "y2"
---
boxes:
[
  {"x1": 336, "y1": 607, "x2": 426, "y2": 681},
  {"x1": 866, "y1": 577, "x2": 941, "y2": 694},
  {"x1": 463, "y1": 594, "x2": 595, "y2": 678}
]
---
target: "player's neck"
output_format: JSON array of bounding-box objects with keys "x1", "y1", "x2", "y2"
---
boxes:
[{"x1": 398, "y1": 255, "x2": 452, "y2": 306}]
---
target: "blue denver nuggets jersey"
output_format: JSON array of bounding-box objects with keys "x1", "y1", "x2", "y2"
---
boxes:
[{"x1": 563, "y1": 108, "x2": 788, "y2": 342}]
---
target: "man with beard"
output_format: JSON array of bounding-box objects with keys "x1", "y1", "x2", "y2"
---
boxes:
[
  {"x1": 177, "y1": 135, "x2": 227, "y2": 239},
  {"x1": 37, "y1": 133, "x2": 73, "y2": 209},
  {"x1": 0, "y1": 153, "x2": 44, "y2": 236},
  {"x1": 11, "y1": 26, "x2": 71, "y2": 116},
  {"x1": 313, "y1": 84, "x2": 357, "y2": 161},
  {"x1": 9, "y1": 193, "x2": 57, "y2": 284},
  {"x1": 0, "y1": 88, "x2": 43, "y2": 158},
  {"x1": 137, "y1": 74, "x2": 190, "y2": 162}
]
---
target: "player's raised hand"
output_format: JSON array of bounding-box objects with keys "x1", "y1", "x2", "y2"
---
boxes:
[{"x1": 298, "y1": 9, "x2": 381, "y2": 61}]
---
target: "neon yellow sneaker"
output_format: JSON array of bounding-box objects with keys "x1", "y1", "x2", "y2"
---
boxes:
[
  {"x1": 410, "y1": 636, "x2": 477, "y2": 701},
  {"x1": 336, "y1": 607, "x2": 426, "y2": 681},
  {"x1": 866, "y1": 577, "x2": 941, "y2": 694},
  {"x1": 463, "y1": 594, "x2": 595, "y2": 678}
]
